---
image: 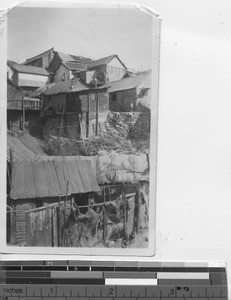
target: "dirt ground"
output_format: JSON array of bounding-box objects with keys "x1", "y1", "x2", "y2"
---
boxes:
[{"x1": 128, "y1": 228, "x2": 149, "y2": 248}]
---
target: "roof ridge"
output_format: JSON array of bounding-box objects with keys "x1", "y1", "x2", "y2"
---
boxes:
[{"x1": 24, "y1": 47, "x2": 54, "y2": 64}]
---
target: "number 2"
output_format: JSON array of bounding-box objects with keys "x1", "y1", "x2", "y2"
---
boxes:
[{"x1": 108, "y1": 288, "x2": 114, "y2": 296}]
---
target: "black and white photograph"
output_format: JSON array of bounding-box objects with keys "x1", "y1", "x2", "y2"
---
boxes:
[{"x1": 1, "y1": 2, "x2": 160, "y2": 255}]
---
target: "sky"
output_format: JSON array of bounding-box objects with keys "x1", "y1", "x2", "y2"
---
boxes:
[{"x1": 7, "y1": 5, "x2": 154, "y2": 72}]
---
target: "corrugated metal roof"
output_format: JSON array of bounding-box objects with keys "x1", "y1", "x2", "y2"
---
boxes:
[
  {"x1": 10, "y1": 159, "x2": 100, "y2": 199},
  {"x1": 8, "y1": 62, "x2": 49, "y2": 76},
  {"x1": 8, "y1": 136, "x2": 38, "y2": 162},
  {"x1": 102, "y1": 70, "x2": 151, "y2": 93},
  {"x1": 7, "y1": 133, "x2": 46, "y2": 162},
  {"x1": 87, "y1": 54, "x2": 127, "y2": 70},
  {"x1": 17, "y1": 133, "x2": 45, "y2": 156},
  {"x1": 37, "y1": 154, "x2": 149, "y2": 185}
]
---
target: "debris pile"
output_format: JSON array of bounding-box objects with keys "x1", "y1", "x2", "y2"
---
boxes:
[{"x1": 42, "y1": 112, "x2": 150, "y2": 156}]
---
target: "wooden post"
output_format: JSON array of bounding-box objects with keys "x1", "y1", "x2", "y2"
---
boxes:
[
  {"x1": 135, "y1": 189, "x2": 140, "y2": 233},
  {"x1": 9, "y1": 148, "x2": 13, "y2": 182},
  {"x1": 58, "y1": 195, "x2": 62, "y2": 247},
  {"x1": 59, "y1": 96, "x2": 66, "y2": 138},
  {"x1": 86, "y1": 93, "x2": 90, "y2": 138},
  {"x1": 122, "y1": 186, "x2": 127, "y2": 241},
  {"x1": 103, "y1": 186, "x2": 107, "y2": 242},
  {"x1": 95, "y1": 92, "x2": 99, "y2": 136},
  {"x1": 22, "y1": 91, "x2": 25, "y2": 133},
  {"x1": 64, "y1": 181, "x2": 69, "y2": 224},
  {"x1": 10, "y1": 207, "x2": 15, "y2": 244}
]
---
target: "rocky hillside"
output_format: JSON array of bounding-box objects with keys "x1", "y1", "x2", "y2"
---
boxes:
[{"x1": 42, "y1": 112, "x2": 150, "y2": 156}]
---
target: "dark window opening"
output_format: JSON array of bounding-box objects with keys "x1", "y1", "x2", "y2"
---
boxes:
[
  {"x1": 111, "y1": 93, "x2": 117, "y2": 101},
  {"x1": 36, "y1": 199, "x2": 43, "y2": 208}
]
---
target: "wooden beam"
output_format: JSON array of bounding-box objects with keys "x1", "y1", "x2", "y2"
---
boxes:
[
  {"x1": 22, "y1": 91, "x2": 25, "y2": 133},
  {"x1": 95, "y1": 92, "x2": 99, "y2": 136}
]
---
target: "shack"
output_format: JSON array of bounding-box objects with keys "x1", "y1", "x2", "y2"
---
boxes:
[
  {"x1": 36, "y1": 153, "x2": 150, "y2": 248},
  {"x1": 102, "y1": 70, "x2": 151, "y2": 112},
  {"x1": 7, "y1": 78, "x2": 42, "y2": 131},
  {"x1": 30, "y1": 78, "x2": 109, "y2": 138},
  {"x1": 7, "y1": 158, "x2": 100, "y2": 246}
]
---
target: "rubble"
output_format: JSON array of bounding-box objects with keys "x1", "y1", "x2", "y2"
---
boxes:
[{"x1": 42, "y1": 111, "x2": 150, "y2": 156}]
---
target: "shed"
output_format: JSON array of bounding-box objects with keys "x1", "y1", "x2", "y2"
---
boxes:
[
  {"x1": 102, "y1": 70, "x2": 151, "y2": 112},
  {"x1": 31, "y1": 78, "x2": 109, "y2": 138},
  {"x1": 8, "y1": 158, "x2": 100, "y2": 245}
]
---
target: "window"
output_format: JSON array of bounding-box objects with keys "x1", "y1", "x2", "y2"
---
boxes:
[{"x1": 111, "y1": 93, "x2": 117, "y2": 101}]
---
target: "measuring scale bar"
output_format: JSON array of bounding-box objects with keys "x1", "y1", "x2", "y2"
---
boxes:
[
  {"x1": 105, "y1": 279, "x2": 157, "y2": 285},
  {"x1": 0, "y1": 261, "x2": 228, "y2": 299}
]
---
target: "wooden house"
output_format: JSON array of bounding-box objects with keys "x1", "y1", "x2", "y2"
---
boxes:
[
  {"x1": 79, "y1": 54, "x2": 127, "y2": 84},
  {"x1": 7, "y1": 61, "x2": 50, "y2": 95},
  {"x1": 7, "y1": 78, "x2": 42, "y2": 131},
  {"x1": 30, "y1": 78, "x2": 108, "y2": 138},
  {"x1": 23, "y1": 48, "x2": 128, "y2": 84},
  {"x1": 24, "y1": 48, "x2": 92, "y2": 83},
  {"x1": 103, "y1": 70, "x2": 151, "y2": 112},
  {"x1": 23, "y1": 47, "x2": 55, "y2": 69}
]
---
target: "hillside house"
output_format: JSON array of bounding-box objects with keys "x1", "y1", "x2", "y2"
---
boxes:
[
  {"x1": 7, "y1": 78, "x2": 42, "y2": 131},
  {"x1": 103, "y1": 70, "x2": 151, "y2": 112},
  {"x1": 24, "y1": 48, "x2": 92, "y2": 83},
  {"x1": 30, "y1": 78, "x2": 108, "y2": 138},
  {"x1": 23, "y1": 48, "x2": 128, "y2": 84},
  {"x1": 23, "y1": 47, "x2": 55, "y2": 69},
  {"x1": 78, "y1": 54, "x2": 127, "y2": 84},
  {"x1": 7, "y1": 61, "x2": 50, "y2": 95}
]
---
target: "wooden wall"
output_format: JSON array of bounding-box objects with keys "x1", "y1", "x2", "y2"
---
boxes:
[
  {"x1": 109, "y1": 88, "x2": 137, "y2": 112},
  {"x1": 13, "y1": 200, "x2": 37, "y2": 245}
]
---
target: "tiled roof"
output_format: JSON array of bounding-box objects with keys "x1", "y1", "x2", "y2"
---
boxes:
[
  {"x1": 102, "y1": 70, "x2": 151, "y2": 93},
  {"x1": 29, "y1": 83, "x2": 56, "y2": 98},
  {"x1": 57, "y1": 51, "x2": 92, "y2": 64},
  {"x1": 10, "y1": 158, "x2": 100, "y2": 199},
  {"x1": 43, "y1": 78, "x2": 89, "y2": 96},
  {"x1": 62, "y1": 61, "x2": 86, "y2": 71},
  {"x1": 8, "y1": 61, "x2": 49, "y2": 76},
  {"x1": 87, "y1": 54, "x2": 127, "y2": 70}
]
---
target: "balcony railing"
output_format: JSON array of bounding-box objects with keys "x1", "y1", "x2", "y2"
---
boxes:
[{"x1": 7, "y1": 99, "x2": 41, "y2": 111}]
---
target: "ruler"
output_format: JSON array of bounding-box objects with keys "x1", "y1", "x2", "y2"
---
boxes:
[{"x1": 0, "y1": 261, "x2": 228, "y2": 299}]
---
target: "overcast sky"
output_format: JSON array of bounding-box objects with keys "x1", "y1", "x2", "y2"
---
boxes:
[{"x1": 7, "y1": 6, "x2": 154, "y2": 71}]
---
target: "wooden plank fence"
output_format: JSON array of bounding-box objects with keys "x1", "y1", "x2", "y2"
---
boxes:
[{"x1": 25, "y1": 185, "x2": 148, "y2": 247}]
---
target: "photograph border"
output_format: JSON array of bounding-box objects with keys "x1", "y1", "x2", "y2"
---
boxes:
[{"x1": 0, "y1": 1, "x2": 160, "y2": 257}]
